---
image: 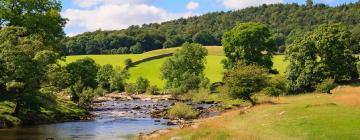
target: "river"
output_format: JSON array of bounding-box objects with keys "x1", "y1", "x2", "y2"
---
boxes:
[{"x1": 0, "y1": 100, "x2": 177, "y2": 140}]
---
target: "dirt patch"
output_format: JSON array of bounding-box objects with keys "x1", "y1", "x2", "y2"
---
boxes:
[
  {"x1": 332, "y1": 86, "x2": 360, "y2": 107},
  {"x1": 305, "y1": 103, "x2": 337, "y2": 108}
]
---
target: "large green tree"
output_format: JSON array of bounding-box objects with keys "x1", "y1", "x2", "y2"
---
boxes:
[
  {"x1": 0, "y1": 27, "x2": 60, "y2": 113},
  {"x1": 286, "y1": 23, "x2": 359, "y2": 92},
  {"x1": 222, "y1": 22, "x2": 275, "y2": 70},
  {"x1": 161, "y1": 43, "x2": 208, "y2": 92},
  {"x1": 0, "y1": 0, "x2": 66, "y2": 45}
]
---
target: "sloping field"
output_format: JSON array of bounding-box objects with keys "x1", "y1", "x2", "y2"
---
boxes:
[
  {"x1": 65, "y1": 47, "x2": 287, "y2": 88},
  {"x1": 153, "y1": 86, "x2": 360, "y2": 140},
  {"x1": 63, "y1": 54, "x2": 157, "y2": 68}
]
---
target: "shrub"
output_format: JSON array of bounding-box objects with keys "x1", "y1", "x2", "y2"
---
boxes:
[
  {"x1": 148, "y1": 85, "x2": 160, "y2": 95},
  {"x1": 95, "y1": 87, "x2": 106, "y2": 96},
  {"x1": 168, "y1": 103, "x2": 198, "y2": 120},
  {"x1": 136, "y1": 77, "x2": 150, "y2": 94},
  {"x1": 124, "y1": 58, "x2": 132, "y2": 67},
  {"x1": 78, "y1": 88, "x2": 96, "y2": 108},
  {"x1": 125, "y1": 83, "x2": 137, "y2": 94},
  {"x1": 110, "y1": 68, "x2": 128, "y2": 92},
  {"x1": 316, "y1": 78, "x2": 337, "y2": 93},
  {"x1": 223, "y1": 63, "x2": 268, "y2": 105},
  {"x1": 264, "y1": 76, "x2": 288, "y2": 97}
]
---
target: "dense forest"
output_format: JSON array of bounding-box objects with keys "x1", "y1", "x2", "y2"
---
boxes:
[{"x1": 62, "y1": 1, "x2": 360, "y2": 55}]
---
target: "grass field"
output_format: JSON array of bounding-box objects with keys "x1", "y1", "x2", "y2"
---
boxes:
[
  {"x1": 63, "y1": 54, "x2": 157, "y2": 68},
  {"x1": 153, "y1": 86, "x2": 360, "y2": 140},
  {"x1": 65, "y1": 47, "x2": 287, "y2": 88}
]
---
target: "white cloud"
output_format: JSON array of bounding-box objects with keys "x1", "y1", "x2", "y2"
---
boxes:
[
  {"x1": 223, "y1": 0, "x2": 284, "y2": 10},
  {"x1": 63, "y1": 1, "x2": 194, "y2": 36},
  {"x1": 186, "y1": 1, "x2": 200, "y2": 10},
  {"x1": 71, "y1": 0, "x2": 146, "y2": 8}
]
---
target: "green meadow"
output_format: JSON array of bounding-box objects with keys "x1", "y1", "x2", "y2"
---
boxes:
[{"x1": 65, "y1": 46, "x2": 287, "y2": 88}]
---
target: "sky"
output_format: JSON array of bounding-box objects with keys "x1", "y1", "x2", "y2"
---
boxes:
[{"x1": 61, "y1": 0, "x2": 358, "y2": 36}]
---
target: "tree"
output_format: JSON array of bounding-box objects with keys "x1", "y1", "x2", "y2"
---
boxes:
[
  {"x1": 222, "y1": 22, "x2": 275, "y2": 70},
  {"x1": 306, "y1": 0, "x2": 314, "y2": 8},
  {"x1": 223, "y1": 63, "x2": 268, "y2": 105},
  {"x1": 161, "y1": 43, "x2": 208, "y2": 92},
  {"x1": 66, "y1": 58, "x2": 99, "y2": 91},
  {"x1": 0, "y1": 27, "x2": 61, "y2": 113},
  {"x1": 0, "y1": 0, "x2": 66, "y2": 46},
  {"x1": 192, "y1": 31, "x2": 215, "y2": 46},
  {"x1": 130, "y1": 42, "x2": 144, "y2": 54},
  {"x1": 286, "y1": 23, "x2": 359, "y2": 92},
  {"x1": 110, "y1": 68, "x2": 129, "y2": 92},
  {"x1": 96, "y1": 64, "x2": 115, "y2": 90}
]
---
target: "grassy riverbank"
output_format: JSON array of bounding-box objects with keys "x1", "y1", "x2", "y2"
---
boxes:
[
  {"x1": 152, "y1": 86, "x2": 360, "y2": 140},
  {"x1": 0, "y1": 97, "x2": 88, "y2": 128}
]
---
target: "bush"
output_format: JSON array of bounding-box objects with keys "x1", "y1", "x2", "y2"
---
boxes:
[
  {"x1": 109, "y1": 68, "x2": 128, "y2": 92},
  {"x1": 264, "y1": 76, "x2": 288, "y2": 97},
  {"x1": 148, "y1": 85, "x2": 160, "y2": 95},
  {"x1": 125, "y1": 83, "x2": 137, "y2": 94},
  {"x1": 78, "y1": 88, "x2": 96, "y2": 108},
  {"x1": 316, "y1": 78, "x2": 337, "y2": 93},
  {"x1": 124, "y1": 58, "x2": 132, "y2": 67},
  {"x1": 136, "y1": 77, "x2": 150, "y2": 94},
  {"x1": 95, "y1": 87, "x2": 106, "y2": 96},
  {"x1": 223, "y1": 63, "x2": 268, "y2": 105},
  {"x1": 168, "y1": 103, "x2": 198, "y2": 120}
]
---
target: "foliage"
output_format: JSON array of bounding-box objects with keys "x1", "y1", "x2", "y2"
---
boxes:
[
  {"x1": 315, "y1": 78, "x2": 337, "y2": 93},
  {"x1": 78, "y1": 88, "x2": 96, "y2": 109},
  {"x1": 161, "y1": 43, "x2": 208, "y2": 93},
  {"x1": 124, "y1": 58, "x2": 132, "y2": 67},
  {"x1": 148, "y1": 85, "x2": 160, "y2": 95},
  {"x1": 125, "y1": 83, "x2": 137, "y2": 94},
  {"x1": 168, "y1": 103, "x2": 198, "y2": 120},
  {"x1": 63, "y1": 2, "x2": 360, "y2": 55},
  {"x1": 0, "y1": 0, "x2": 66, "y2": 46},
  {"x1": 264, "y1": 76, "x2": 289, "y2": 97},
  {"x1": 130, "y1": 42, "x2": 145, "y2": 54},
  {"x1": 286, "y1": 23, "x2": 359, "y2": 92},
  {"x1": 66, "y1": 58, "x2": 99, "y2": 89},
  {"x1": 222, "y1": 22, "x2": 275, "y2": 70},
  {"x1": 192, "y1": 31, "x2": 216, "y2": 45},
  {"x1": 223, "y1": 63, "x2": 269, "y2": 105},
  {"x1": 96, "y1": 64, "x2": 115, "y2": 90},
  {"x1": 135, "y1": 77, "x2": 150, "y2": 94},
  {"x1": 109, "y1": 68, "x2": 129, "y2": 92}
]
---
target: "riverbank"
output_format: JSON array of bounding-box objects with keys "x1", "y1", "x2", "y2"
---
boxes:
[
  {"x1": 145, "y1": 86, "x2": 360, "y2": 140},
  {"x1": 0, "y1": 97, "x2": 89, "y2": 129}
]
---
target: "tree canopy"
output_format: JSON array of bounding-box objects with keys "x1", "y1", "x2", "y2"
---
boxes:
[
  {"x1": 161, "y1": 43, "x2": 208, "y2": 92},
  {"x1": 222, "y1": 22, "x2": 275, "y2": 70},
  {"x1": 62, "y1": 2, "x2": 360, "y2": 55},
  {"x1": 286, "y1": 23, "x2": 359, "y2": 92},
  {"x1": 0, "y1": 0, "x2": 66, "y2": 46}
]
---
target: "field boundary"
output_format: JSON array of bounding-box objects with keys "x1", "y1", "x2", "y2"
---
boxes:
[{"x1": 126, "y1": 53, "x2": 173, "y2": 69}]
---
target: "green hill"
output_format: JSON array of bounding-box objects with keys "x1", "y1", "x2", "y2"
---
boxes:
[{"x1": 65, "y1": 46, "x2": 287, "y2": 88}]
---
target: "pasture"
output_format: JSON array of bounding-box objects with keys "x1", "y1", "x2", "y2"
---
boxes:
[{"x1": 65, "y1": 47, "x2": 287, "y2": 88}]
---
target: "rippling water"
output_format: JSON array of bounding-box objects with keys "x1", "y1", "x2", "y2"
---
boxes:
[{"x1": 0, "y1": 100, "x2": 175, "y2": 140}]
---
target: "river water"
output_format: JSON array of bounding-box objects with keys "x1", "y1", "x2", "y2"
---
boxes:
[{"x1": 0, "y1": 100, "x2": 176, "y2": 140}]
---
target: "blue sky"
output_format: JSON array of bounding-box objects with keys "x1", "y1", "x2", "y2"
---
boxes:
[{"x1": 61, "y1": 0, "x2": 358, "y2": 36}]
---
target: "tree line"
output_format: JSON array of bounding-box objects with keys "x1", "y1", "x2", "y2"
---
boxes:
[{"x1": 62, "y1": 1, "x2": 360, "y2": 55}]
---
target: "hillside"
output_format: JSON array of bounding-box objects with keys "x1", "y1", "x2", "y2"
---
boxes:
[
  {"x1": 62, "y1": 2, "x2": 360, "y2": 55},
  {"x1": 65, "y1": 46, "x2": 287, "y2": 88},
  {"x1": 152, "y1": 86, "x2": 360, "y2": 140}
]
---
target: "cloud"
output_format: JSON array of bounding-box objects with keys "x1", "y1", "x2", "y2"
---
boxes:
[
  {"x1": 71, "y1": 0, "x2": 146, "y2": 8},
  {"x1": 222, "y1": 0, "x2": 284, "y2": 10},
  {"x1": 63, "y1": 1, "x2": 194, "y2": 36},
  {"x1": 186, "y1": 1, "x2": 200, "y2": 10}
]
